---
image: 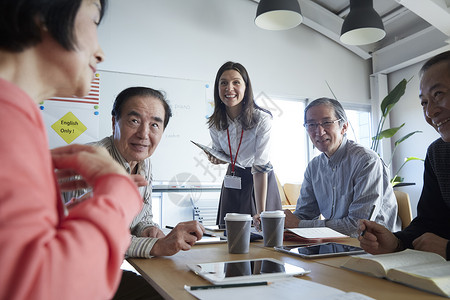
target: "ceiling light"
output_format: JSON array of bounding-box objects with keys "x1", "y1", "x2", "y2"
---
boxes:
[
  {"x1": 255, "y1": 0, "x2": 303, "y2": 31},
  {"x1": 340, "y1": 0, "x2": 386, "y2": 45}
]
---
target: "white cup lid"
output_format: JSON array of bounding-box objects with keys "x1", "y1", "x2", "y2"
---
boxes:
[
  {"x1": 260, "y1": 210, "x2": 285, "y2": 218},
  {"x1": 224, "y1": 213, "x2": 252, "y2": 221}
]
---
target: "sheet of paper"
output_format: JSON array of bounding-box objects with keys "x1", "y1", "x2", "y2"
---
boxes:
[
  {"x1": 195, "y1": 236, "x2": 227, "y2": 244},
  {"x1": 287, "y1": 227, "x2": 348, "y2": 239},
  {"x1": 185, "y1": 277, "x2": 374, "y2": 300},
  {"x1": 163, "y1": 227, "x2": 226, "y2": 244}
]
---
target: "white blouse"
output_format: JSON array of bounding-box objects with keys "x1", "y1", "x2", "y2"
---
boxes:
[{"x1": 209, "y1": 109, "x2": 272, "y2": 173}]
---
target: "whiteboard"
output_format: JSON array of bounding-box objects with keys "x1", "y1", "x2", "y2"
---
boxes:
[
  {"x1": 41, "y1": 70, "x2": 227, "y2": 185},
  {"x1": 41, "y1": 76, "x2": 101, "y2": 147}
]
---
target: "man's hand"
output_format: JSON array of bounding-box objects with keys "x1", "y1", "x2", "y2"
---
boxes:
[
  {"x1": 252, "y1": 214, "x2": 261, "y2": 231},
  {"x1": 413, "y1": 233, "x2": 448, "y2": 259},
  {"x1": 358, "y1": 219, "x2": 399, "y2": 254},
  {"x1": 150, "y1": 221, "x2": 205, "y2": 256},
  {"x1": 140, "y1": 226, "x2": 165, "y2": 238},
  {"x1": 284, "y1": 209, "x2": 301, "y2": 228}
]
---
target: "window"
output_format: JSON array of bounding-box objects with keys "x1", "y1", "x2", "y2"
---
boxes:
[
  {"x1": 256, "y1": 93, "x2": 307, "y2": 185},
  {"x1": 344, "y1": 104, "x2": 372, "y2": 148}
]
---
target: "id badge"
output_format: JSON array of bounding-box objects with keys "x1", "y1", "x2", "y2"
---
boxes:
[{"x1": 224, "y1": 175, "x2": 241, "y2": 189}]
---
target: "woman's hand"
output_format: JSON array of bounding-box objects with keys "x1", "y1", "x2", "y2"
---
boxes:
[
  {"x1": 205, "y1": 152, "x2": 227, "y2": 165},
  {"x1": 52, "y1": 144, "x2": 130, "y2": 190}
]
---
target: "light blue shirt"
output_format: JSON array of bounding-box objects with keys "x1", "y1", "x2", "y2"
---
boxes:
[{"x1": 293, "y1": 137, "x2": 402, "y2": 237}]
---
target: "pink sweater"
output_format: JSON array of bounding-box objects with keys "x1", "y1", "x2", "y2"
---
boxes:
[{"x1": 0, "y1": 78, "x2": 142, "y2": 300}]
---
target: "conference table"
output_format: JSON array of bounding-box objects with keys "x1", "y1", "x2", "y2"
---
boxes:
[{"x1": 127, "y1": 236, "x2": 445, "y2": 299}]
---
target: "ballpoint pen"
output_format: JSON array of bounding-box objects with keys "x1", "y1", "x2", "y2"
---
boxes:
[
  {"x1": 361, "y1": 204, "x2": 376, "y2": 236},
  {"x1": 185, "y1": 281, "x2": 269, "y2": 290}
]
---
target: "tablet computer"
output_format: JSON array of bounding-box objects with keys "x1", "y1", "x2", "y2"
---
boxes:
[
  {"x1": 187, "y1": 258, "x2": 310, "y2": 284},
  {"x1": 275, "y1": 242, "x2": 365, "y2": 259}
]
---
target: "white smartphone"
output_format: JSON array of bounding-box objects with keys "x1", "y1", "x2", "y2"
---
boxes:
[
  {"x1": 275, "y1": 242, "x2": 365, "y2": 259},
  {"x1": 187, "y1": 258, "x2": 310, "y2": 284}
]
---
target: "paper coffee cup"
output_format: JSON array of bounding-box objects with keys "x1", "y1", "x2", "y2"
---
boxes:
[
  {"x1": 261, "y1": 210, "x2": 285, "y2": 247},
  {"x1": 224, "y1": 213, "x2": 252, "y2": 254}
]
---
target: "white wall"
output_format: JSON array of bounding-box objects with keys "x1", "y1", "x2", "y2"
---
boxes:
[
  {"x1": 97, "y1": 0, "x2": 371, "y2": 140},
  {"x1": 95, "y1": 0, "x2": 376, "y2": 221},
  {"x1": 95, "y1": 0, "x2": 450, "y2": 223},
  {"x1": 388, "y1": 62, "x2": 440, "y2": 217}
]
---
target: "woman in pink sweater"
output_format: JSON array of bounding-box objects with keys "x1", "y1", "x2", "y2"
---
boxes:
[{"x1": 0, "y1": 1, "x2": 142, "y2": 299}]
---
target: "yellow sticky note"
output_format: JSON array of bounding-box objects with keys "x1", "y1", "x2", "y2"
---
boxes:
[{"x1": 51, "y1": 112, "x2": 87, "y2": 144}]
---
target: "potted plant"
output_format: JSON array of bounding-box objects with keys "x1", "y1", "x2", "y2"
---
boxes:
[{"x1": 370, "y1": 78, "x2": 423, "y2": 186}]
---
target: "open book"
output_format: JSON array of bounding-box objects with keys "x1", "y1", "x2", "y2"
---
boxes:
[
  {"x1": 341, "y1": 249, "x2": 450, "y2": 297},
  {"x1": 191, "y1": 140, "x2": 245, "y2": 169}
]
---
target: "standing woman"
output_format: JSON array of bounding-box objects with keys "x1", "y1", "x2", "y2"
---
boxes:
[
  {"x1": 207, "y1": 61, "x2": 281, "y2": 227},
  {"x1": 0, "y1": 1, "x2": 142, "y2": 300}
]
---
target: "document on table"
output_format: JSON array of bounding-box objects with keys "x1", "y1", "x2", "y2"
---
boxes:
[
  {"x1": 286, "y1": 227, "x2": 348, "y2": 239},
  {"x1": 163, "y1": 227, "x2": 226, "y2": 244},
  {"x1": 184, "y1": 277, "x2": 374, "y2": 300}
]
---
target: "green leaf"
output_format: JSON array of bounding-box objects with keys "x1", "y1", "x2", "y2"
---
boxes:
[
  {"x1": 372, "y1": 124, "x2": 405, "y2": 140},
  {"x1": 380, "y1": 79, "x2": 407, "y2": 117},
  {"x1": 403, "y1": 156, "x2": 424, "y2": 163},
  {"x1": 390, "y1": 175, "x2": 404, "y2": 186},
  {"x1": 394, "y1": 131, "x2": 422, "y2": 147}
]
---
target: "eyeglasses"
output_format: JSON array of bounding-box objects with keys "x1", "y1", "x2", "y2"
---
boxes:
[{"x1": 303, "y1": 119, "x2": 342, "y2": 131}]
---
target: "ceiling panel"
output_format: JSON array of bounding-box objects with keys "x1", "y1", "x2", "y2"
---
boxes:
[{"x1": 251, "y1": 0, "x2": 450, "y2": 73}]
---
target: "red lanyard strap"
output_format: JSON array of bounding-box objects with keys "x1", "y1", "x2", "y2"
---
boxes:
[{"x1": 226, "y1": 128, "x2": 244, "y2": 174}]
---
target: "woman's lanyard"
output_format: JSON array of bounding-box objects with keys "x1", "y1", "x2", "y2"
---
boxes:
[{"x1": 226, "y1": 128, "x2": 244, "y2": 175}]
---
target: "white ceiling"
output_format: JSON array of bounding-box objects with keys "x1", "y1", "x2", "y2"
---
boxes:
[{"x1": 251, "y1": 0, "x2": 450, "y2": 74}]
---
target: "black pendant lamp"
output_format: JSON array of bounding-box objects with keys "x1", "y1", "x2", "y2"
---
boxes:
[
  {"x1": 340, "y1": 0, "x2": 386, "y2": 45},
  {"x1": 255, "y1": 0, "x2": 303, "y2": 31}
]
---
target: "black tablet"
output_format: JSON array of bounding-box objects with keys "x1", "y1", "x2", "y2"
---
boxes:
[{"x1": 275, "y1": 242, "x2": 365, "y2": 259}]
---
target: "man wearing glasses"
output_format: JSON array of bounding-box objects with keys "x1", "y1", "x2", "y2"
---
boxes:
[{"x1": 284, "y1": 98, "x2": 401, "y2": 237}]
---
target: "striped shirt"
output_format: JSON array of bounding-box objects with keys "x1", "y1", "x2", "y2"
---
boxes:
[{"x1": 64, "y1": 136, "x2": 158, "y2": 258}]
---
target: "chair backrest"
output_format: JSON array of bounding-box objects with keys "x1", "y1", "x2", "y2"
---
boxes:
[
  {"x1": 283, "y1": 183, "x2": 301, "y2": 206},
  {"x1": 394, "y1": 190, "x2": 413, "y2": 230},
  {"x1": 274, "y1": 174, "x2": 289, "y2": 206}
]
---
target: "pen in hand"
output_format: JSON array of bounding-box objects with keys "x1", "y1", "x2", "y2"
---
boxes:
[{"x1": 361, "y1": 204, "x2": 376, "y2": 237}]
